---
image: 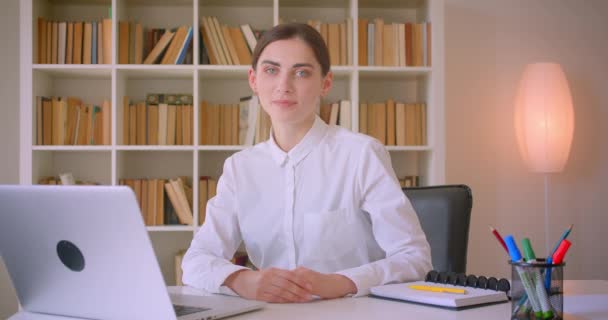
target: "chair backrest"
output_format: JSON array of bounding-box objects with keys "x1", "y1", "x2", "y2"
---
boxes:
[{"x1": 403, "y1": 185, "x2": 472, "y2": 273}]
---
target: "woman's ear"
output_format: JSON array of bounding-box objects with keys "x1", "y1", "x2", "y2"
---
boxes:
[
  {"x1": 320, "y1": 71, "x2": 333, "y2": 97},
  {"x1": 248, "y1": 68, "x2": 258, "y2": 95}
]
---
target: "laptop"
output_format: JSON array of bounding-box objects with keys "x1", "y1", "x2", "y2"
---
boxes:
[{"x1": 0, "y1": 185, "x2": 265, "y2": 320}]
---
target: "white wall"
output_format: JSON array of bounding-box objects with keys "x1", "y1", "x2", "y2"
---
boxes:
[
  {"x1": 0, "y1": 0, "x2": 21, "y2": 317},
  {"x1": 445, "y1": 0, "x2": 608, "y2": 280},
  {"x1": 1, "y1": 0, "x2": 606, "y2": 316}
]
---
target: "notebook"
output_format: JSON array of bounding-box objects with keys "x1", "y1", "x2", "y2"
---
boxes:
[{"x1": 370, "y1": 270, "x2": 509, "y2": 310}]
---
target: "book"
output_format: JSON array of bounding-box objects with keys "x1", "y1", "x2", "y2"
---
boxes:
[
  {"x1": 370, "y1": 281, "x2": 508, "y2": 310},
  {"x1": 143, "y1": 30, "x2": 175, "y2": 64}
]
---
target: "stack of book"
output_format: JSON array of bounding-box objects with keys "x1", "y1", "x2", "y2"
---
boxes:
[
  {"x1": 119, "y1": 177, "x2": 193, "y2": 226},
  {"x1": 399, "y1": 176, "x2": 421, "y2": 188},
  {"x1": 37, "y1": 17, "x2": 112, "y2": 64},
  {"x1": 123, "y1": 94, "x2": 193, "y2": 145},
  {"x1": 358, "y1": 18, "x2": 431, "y2": 67},
  {"x1": 36, "y1": 96, "x2": 111, "y2": 146},
  {"x1": 198, "y1": 176, "x2": 218, "y2": 226},
  {"x1": 200, "y1": 16, "x2": 260, "y2": 65},
  {"x1": 319, "y1": 100, "x2": 352, "y2": 130},
  {"x1": 199, "y1": 96, "x2": 271, "y2": 146},
  {"x1": 119, "y1": 21, "x2": 193, "y2": 64},
  {"x1": 359, "y1": 100, "x2": 426, "y2": 146},
  {"x1": 306, "y1": 19, "x2": 353, "y2": 65},
  {"x1": 38, "y1": 173, "x2": 100, "y2": 186}
]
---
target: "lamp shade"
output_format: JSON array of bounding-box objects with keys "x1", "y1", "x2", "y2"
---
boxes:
[{"x1": 514, "y1": 63, "x2": 574, "y2": 173}]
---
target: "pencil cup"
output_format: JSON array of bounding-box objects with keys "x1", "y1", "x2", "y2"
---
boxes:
[{"x1": 510, "y1": 260, "x2": 564, "y2": 320}]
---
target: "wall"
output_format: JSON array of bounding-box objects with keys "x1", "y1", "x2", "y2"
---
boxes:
[
  {"x1": 0, "y1": 0, "x2": 21, "y2": 317},
  {"x1": 445, "y1": 0, "x2": 608, "y2": 280}
]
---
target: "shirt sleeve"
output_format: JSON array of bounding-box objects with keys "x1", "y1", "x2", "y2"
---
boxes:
[
  {"x1": 181, "y1": 156, "x2": 249, "y2": 293},
  {"x1": 334, "y1": 140, "x2": 432, "y2": 297}
]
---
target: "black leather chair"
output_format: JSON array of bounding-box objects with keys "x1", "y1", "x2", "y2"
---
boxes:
[{"x1": 403, "y1": 185, "x2": 472, "y2": 274}]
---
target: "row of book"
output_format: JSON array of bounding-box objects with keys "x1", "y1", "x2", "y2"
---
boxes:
[
  {"x1": 119, "y1": 177, "x2": 193, "y2": 226},
  {"x1": 306, "y1": 19, "x2": 353, "y2": 66},
  {"x1": 359, "y1": 100, "x2": 427, "y2": 146},
  {"x1": 200, "y1": 17, "x2": 260, "y2": 65},
  {"x1": 319, "y1": 100, "x2": 352, "y2": 129},
  {"x1": 38, "y1": 173, "x2": 99, "y2": 186},
  {"x1": 399, "y1": 176, "x2": 421, "y2": 188},
  {"x1": 123, "y1": 94, "x2": 194, "y2": 145},
  {"x1": 36, "y1": 96, "x2": 111, "y2": 146},
  {"x1": 119, "y1": 22, "x2": 193, "y2": 64},
  {"x1": 199, "y1": 96, "x2": 272, "y2": 146},
  {"x1": 37, "y1": 18, "x2": 112, "y2": 64},
  {"x1": 358, "y1": 19, "x2": 431, "y2": 67},
  {"x1": 198, "y1": 176, "x2": 218, "y2": 226}
]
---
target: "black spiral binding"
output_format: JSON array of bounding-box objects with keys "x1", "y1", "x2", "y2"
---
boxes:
[{"x1": 424, "y1": 270, "x2": 511, "y2": 294}]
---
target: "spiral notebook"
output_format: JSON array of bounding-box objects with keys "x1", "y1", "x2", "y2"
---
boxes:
[{"x1": 369, "y1": 270, "x2": 510, "y2": 310}]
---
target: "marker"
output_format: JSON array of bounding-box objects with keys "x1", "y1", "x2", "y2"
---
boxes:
[
  {"x1": 505, "y1": 235, "x2": 543, "y2": 318},
  {"x1": 546, "y1": 224, "x2": 574, "y2": 287},
  {"x1": 409, "y1": 285, "x2": 466, "y2": 294},
  {"x1": 521, "y1": 238, "x2": 553, "y2": 319},
  {"x1": 550, "y1": 224, "x2": 573, "y2": 256},
  {"x1": 546, "y1": 237, "x2": 573, "y2": 290},
  {"x1": 489, "y1": 226, "x2": 509, "y2": 253},
  {"x1": 552, "y1": 239, "x2": 571, "y2": 264}
]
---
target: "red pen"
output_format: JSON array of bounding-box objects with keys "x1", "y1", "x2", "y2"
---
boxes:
[{"x1": 490, "y1": 226, "x2": 509, "y2": 253}]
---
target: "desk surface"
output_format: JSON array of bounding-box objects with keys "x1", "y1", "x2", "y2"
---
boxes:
[{"x1": 169, "y1": 280, "x2": 608, "y2": 320}]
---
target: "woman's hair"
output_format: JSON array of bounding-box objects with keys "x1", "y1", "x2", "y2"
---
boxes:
[{"x1": 251, "y1": 23, "x2": 331, "y2": 76}]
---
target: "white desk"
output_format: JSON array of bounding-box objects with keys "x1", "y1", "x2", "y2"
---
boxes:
[{"x1": 169, "y1": 280, "x2": 608, "y2": 320}]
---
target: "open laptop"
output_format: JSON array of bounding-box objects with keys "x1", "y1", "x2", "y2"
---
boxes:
[{"x1": 0, "y1": 185, "x2": 265, "y2": 320}]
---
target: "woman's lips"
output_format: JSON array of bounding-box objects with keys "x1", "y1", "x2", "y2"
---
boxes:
[{"x1": 273, "y1": 100, "x2": 297, "y2": 108}]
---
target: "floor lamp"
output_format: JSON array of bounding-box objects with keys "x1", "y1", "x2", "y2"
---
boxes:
[{"x1": 514, "y1": 62, "x2": 574, "y2": 256}]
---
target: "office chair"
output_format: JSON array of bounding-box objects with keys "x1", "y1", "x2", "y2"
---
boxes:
[{"x1": 403, "y1": 185, "x2": 472, "y2": 274}]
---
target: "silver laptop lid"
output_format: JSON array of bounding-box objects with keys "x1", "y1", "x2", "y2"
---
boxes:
[{"x1": 0, "y1": 185, "x2": 177, "y2": 320}]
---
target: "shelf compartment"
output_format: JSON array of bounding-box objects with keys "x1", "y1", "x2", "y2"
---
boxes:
[
  {"x1": 32, "y1": 149, "x2": 111, "y2": 185},
  {"x1": 116, "y1": 150, "x2": 194, "y2": 181}
]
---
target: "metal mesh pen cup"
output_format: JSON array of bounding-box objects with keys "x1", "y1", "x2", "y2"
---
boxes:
[{"x1": 510, "y1": 260, "x2": 564, "y2": 320}]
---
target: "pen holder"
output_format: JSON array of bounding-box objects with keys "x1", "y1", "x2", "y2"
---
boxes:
[{"x1": 510, "y1": 260, "x2": 564, "y2": 320}]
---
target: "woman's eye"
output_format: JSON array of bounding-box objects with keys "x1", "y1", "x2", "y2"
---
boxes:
[
  {"x1": 264, "y1": 67, "x2": 277, "y2": 75},
  {"x1": 295, "y1": 70, "x2": 309, "y2": 77}
]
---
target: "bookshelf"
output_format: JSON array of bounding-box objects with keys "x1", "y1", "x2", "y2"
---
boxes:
[{"x1": 20, "y1": 0, "x2": 444, "y2": 285}]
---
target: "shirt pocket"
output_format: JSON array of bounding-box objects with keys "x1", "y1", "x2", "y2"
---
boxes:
[{"x1": 301, "y1": 208, "x2": 359, "y2": 262}]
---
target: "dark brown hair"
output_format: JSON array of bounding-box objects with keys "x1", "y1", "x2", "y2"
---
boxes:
[{"x1": 251, "y1": 23, "x2": 331, "y2": 76}]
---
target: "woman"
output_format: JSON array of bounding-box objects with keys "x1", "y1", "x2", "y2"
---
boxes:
[{"x1": 182, "y1": 23, "x2": 431, "y2": 303}]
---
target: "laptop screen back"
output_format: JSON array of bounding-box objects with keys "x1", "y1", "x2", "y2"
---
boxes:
[{"x1": 0, "y1": 185, "x2": 177, "y2": 319}]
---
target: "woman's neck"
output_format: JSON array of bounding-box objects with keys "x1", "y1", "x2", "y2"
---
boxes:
[{"x1": 271, "y1": 115, "x2": 315, "y2": 152}]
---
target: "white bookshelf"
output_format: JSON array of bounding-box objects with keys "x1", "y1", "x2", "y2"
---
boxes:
[{"x1": 20, "y1": 0, "x2": 445, "y2": 285}]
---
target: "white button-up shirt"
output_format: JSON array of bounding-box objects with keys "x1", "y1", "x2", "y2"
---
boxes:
[{"x1": 182, "y1": 115, "x2": 432, "y2": 296}]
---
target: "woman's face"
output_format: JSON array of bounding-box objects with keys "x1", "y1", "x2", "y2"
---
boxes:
[{"x1": 249, "y1": 38, "x2": 332, "y2": 126}]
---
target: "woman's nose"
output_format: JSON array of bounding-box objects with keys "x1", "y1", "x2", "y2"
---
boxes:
[{"x1": 275, "y1": 73, "x2": 294, "y2": 93}]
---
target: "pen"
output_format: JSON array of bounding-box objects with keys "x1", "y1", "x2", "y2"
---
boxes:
[
  {"x1": 408, "y1": 285, "x2": 466, "y2": 294},
  {"x1": 505, "y1": 235, "x2": 543, "y2": 319},
  {"x1": 489, "y1": 225, "x2": 508, "y2": 253}
]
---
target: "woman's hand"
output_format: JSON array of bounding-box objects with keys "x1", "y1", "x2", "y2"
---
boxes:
[
  {"x1": 292, "y1": 267, "x2": 357, "y2": 299},
  {"x1": 223, "y1": 268, "x2": 313, "y2": 303}
]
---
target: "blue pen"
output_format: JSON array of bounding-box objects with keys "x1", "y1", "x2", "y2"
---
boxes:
[{"x1": 545, "y1": 224, "x2": 573, "y2": 289}]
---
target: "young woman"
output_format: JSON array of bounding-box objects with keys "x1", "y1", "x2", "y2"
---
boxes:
[{"x1": 182, "y1": 23, "x2": 431, "y2": 303}]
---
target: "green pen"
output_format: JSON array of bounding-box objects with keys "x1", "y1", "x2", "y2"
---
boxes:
[{"x1": 522, "y1": 238, "x2": 554, "y2": 319}]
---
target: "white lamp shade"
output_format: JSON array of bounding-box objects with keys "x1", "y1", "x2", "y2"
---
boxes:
[{"x1": 514, "y1": 63, "x2": 574, "y2": 173}]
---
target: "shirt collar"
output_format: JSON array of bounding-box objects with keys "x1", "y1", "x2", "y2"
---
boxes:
[{"x1": 267, "y1": 115, "x2": 328, "y2": 167}]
